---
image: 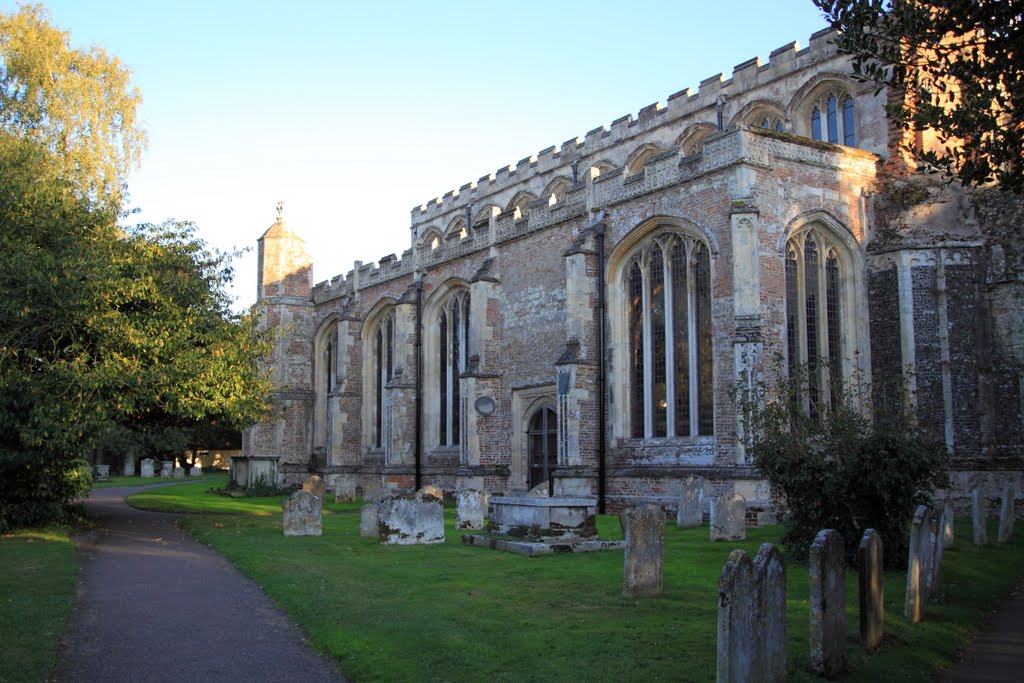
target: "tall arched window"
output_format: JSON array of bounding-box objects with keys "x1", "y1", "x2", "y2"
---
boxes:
[
  {"x1": 810, "y1": 91, "x2": 856, "y2": 147},
  {"x1": 785, "y1": 229, "x2": 846, "y2": 413},
  {"x1": 372, "y1": 313, "x2": 394, "y2": 449},
  {"x1": 437, "y1": 291, "x2": 470, "y2": 447},
  {"x1": 625, "y1": 232, "x2": 713, "y2": 438}
]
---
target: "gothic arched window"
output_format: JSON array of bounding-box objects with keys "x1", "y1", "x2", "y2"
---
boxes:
[
  {"x1": 810, "y1": 91, "x2": 856, "y2": 147},
  {"x1": 625, "y1": 232, "x2": 713, "y2": 438},
  {"x1": 372, "y1": 313, "x2": 394, "y2": 449},
  {"x1": 785, "y1": 229, "x2": 846, "y2": 413},
  {"x1": 437, "y1": 290, "x2": 470, "y2": 447}
]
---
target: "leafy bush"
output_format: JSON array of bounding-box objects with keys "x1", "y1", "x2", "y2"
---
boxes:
[
  {"x1": 742, "y1": 367, "x2": 949, "y2": 567},
  {"x1": 0, "y1": 450, "x2": 91, "y2": 532}
]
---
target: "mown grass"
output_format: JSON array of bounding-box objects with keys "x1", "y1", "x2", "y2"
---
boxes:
[
  {"x1": 91, "y1": 472, "x2": 228, "y2": 489},
  {"x1": 127, "y1": 482, "x2": 1024, "y2": 682},
  {"x1": 0, "y1": 528, "x2": 78, "y2": 683}
]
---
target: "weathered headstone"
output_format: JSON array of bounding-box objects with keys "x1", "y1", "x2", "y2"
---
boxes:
[
  {"x1": 415, "y1": 484, "x2": 444, "y2": 502},
  {"x1": 172, "y1": 466, "x2": 185, "y2": 479},
  {"x1": 378, "y1": 497, "x2": 445, "y2": 545},
  {"x1": 753, "y1": 543, "x2": 786, "y2": 682},
  {"x1": 905, "y1": 505, "x2": 929, "y2": 623},
  {"x1": 676, "y1": 476, "x2": 704, "y2": 528},
  {"x1": 456, "y1": 489, "x2": 489, "y2": 530},
  {"x1": 190, "y1": 466, "x2": 203, "y2": 477},
  {"x1": 941, "y1": 496, "x2": 955, "y2": 548},
  {"x1": 927, "y1": 512, "x2": 943, "y2": 596},
  {"x1": 858, "y1": 529, "x2": 884, "y2": 649},
  {"x1": 710, "y1": 493, "x2": 746, "y2": 542},
  {"x1": 122, "y1": 452, "x2": 136, "y2": 477},
  {"x1": 527, "y1": 482, "x2": 550, "y2": 497},
  {"x1": 998, "y1": 480, "x2": 1016, "y2": 543},
  {"x1": 282, "y1": 490, "x2": 322, "y2": 537},
  {"x1": 809, "y1": 529, "x2": 846, "y2": 676},
  {"x1": 621, "y1": 504, "x2": 664, "y2": 597},
  {"x1": 972, "y1": 486, "x2": 988, "y2": 545},
  {"x1": 94, "y1": 464, "x2": 110, "y2": 481},
  {"x1": 919, "y1": 509, "x2": 936, "y2": 599},
  {"x1": 303, "y1": 475, "x2": 327, "y2": 508},
  {"x1": 160, "y1": 460, "x2": 173, "y2": 478},
  {"x1": 359, "y1": 503, "x2": 378, "y2": 537},
  {"x1": 140, "y1": 458, "x2": 155, "y2": 478},
  {"x1": 717, "y1": 544, "x2": 786, "y2": 683}
]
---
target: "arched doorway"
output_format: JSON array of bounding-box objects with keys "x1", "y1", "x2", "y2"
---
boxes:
[{"x1": 527, "y1": 406, "x2": 557, "y2": 494}]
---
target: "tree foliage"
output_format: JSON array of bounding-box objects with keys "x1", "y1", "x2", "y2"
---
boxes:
[
  {"x1": 0, "y1": 134, "x2": 272, "y2": 529},
  {"x1": 0, "y1": 3, "x2": 145, "y2": 206},
  {"x1": 814, "y1": 0, "x2": 1024, "y2": 192},
  {"x1": 741, "y1": 366, "x2": 949, "y2": 566}
]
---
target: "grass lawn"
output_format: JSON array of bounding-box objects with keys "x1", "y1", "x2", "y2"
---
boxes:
[
  {"x1": 0, "y1": 527, "x2": 77, "y2": 683},
  {"x1": 126, "y1": 482, "x2": 1024, "y2": 682},
  {"x1": 91, "y1": 472, "x2": 229, "y2": 489}
]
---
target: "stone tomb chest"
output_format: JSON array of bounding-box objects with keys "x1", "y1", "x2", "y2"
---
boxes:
[{"x1": 488, "y1": 496, "x2": 598, "y2": 540}]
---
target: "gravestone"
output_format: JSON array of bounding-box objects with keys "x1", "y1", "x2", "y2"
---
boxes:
[
  {"x1": 527, "y1": 482, "x2": 550, "y2": 497},
  {"x1": 858, "y1": 529, "x2": 884, "y2": 649},
  {"x1": 94, "y1": 464, "x2": 110, "y2": 481},
  {"x1": 282, "y1": 490, "x2": 322, "y2": 536},
  {"x1": 904, "y1": 505, "x2": 929, "y2": 623},
  {"x1": 303, "y1": 475, "x2": 327, "y2": 508},
  {"x1": 716, "y1": 544, "x2": 786, "y2": 683},
  {"x1": 122, "y1": 452, "x2": 136, "y2": 477},
  {"x1": 753, "y1": 543, "x2": 787, "y2": 682},
  {"x1": 160, "y1": 461, "x2": 173, "y2": 478},
  {"x1": 809, "y1": 529, "x2": 846, "y2": 676},
  {"x1": 676, "y1": 476, "x2": 704, "y2": 528},
  {"x1": 710, "y1": 493, "x2": 746, "y2": 542},
  {"x1": 972, "y1": 486, "x2": 988, "y2": 545},
  {"x1": 140, "y1": 458, "x2": 155, "y2": 478},
  {"x1": 415, "y1": 484, "x2": 444, "y2": 502},
  {"x1": 359, "y1": 504, "x2": 378, "y2": 537},
  {"x1": 927, "y1": 512, "x2": 943, "y2": 596},
  {"x1": 998, "y1": 480, "x2": 1015, "y2": 543},
  {"x1": 172, "y1": 467, "x2": 185, "y2": 479},
  {"x1": 621, "y1": 504, "x2": 664, "y2": 597},
  {"x1": 941, "y1": 497, "x2": 954, "y2": 548},
  {"x1": 378, "y1": 497, "x2": 445, "y2": 545},
  {"x1": 919, "y1": 509, "x2": 936, "y2": 599},
  {"x1": 190, "y1": 466, "x2": 203, "y2": 477},
  {"x1": 456, "y1": 489, "x2": 489, "y2": 530}
]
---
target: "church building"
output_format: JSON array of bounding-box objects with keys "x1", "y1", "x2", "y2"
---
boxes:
[{"x1": 241, "y1": 28, "x2": 1023, "y2": 513}]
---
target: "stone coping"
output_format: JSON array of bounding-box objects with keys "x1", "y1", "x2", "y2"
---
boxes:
[{"x1": 490, "y1": 496, "x2": 597, "y2": 507}]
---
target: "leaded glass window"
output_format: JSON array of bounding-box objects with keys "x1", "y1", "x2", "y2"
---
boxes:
[
  {"x1": 438, "y1": 291, "x2": 470, "y2": 446},
  {"x1": 809, "y1": 90, "x2": 856, "y2": 148},
  {"x1": 373, "y1": 313, "x2": 394, "y2": 449},
  {"x1": 625, "y1": 233, "x2": 713, "y2": 438}
]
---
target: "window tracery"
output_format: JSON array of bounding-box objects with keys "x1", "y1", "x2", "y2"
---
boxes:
[
  {"x1": 809, "y1": 90, "x2": 856, "y2": 147},
  {"x1": 436, "y1": 290, "x2": 470, "y2": 447}
]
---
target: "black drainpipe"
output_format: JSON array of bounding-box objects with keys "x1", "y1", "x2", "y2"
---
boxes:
[
  {"x1": 593, "y1": 213, "x2": 608, "y2": 514},
  {"x1": 414, "y1": 272, "x2": 424, "y2": 490}
]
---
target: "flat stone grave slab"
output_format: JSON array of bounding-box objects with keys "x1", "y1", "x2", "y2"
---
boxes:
[
  {"x1": 461, "y1": 534, "x2": 624, "y2": 557},
  {"x1": 488, "y1": 496, "x2": 597, "y2": 540}
]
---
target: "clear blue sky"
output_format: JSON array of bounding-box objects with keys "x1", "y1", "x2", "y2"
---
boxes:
[{"x1": 3, "y1": 1, "x2": 830, "y2": 309}]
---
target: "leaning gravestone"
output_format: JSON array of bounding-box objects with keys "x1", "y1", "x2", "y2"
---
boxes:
[
  {"x1": 972, "y1": 486, "x2": 988, "y2": 545},
  {"x1": 710, "y1": 493, "x2": 747, "y2": 542},
  {"x1": 919, "y1": 510, "x2": 936, "y2": 599},
  {"x1": 527, "y1": 482, "x2": 550, "y2": 497},
  {"x1": 809, "y1": 529, "x2": 846, "y2": 677},
  {"x1": 941, "y1": 496, "x2": 955, "y2": 548},
  {"x1": 378, "y1": 497, "x2": 445, "y2": 545},
  {"x1": 621, "y1": 504, "x2": 664, "y2": 597},
  {"x1": 858, "y1": 529, "x2": 884, "y2": 649},
  {"x1": 905, "y1": 505, "x2": 930, "y2": 623},
  {"x1": 160, "y1": 461, "x2": 174, "y2": 478},
  {"x1": 998, "y1": 480, "x2": 1016, "y2": 543},
  {"x1": 716, "y1": 544, "x2": 786, "y2": 683},
  {"x1": 172, "y1": 467, "x2": 185, "y2": 480},
  {"x1": 282, "y1": 491, "x2": 322, "y2": 537},
  {"x1": 303, "y1": 475, "x2": 327, "y2": 508},
  {"x1": 415, "y1": 484, "x2": 444, "y2": 502},
  {"x1": 140, "y1": 458, "x2": 155, "y2": 478},
  {"x1": 676, "y1": 476, "x2": 704, "y2": 528},
  {"x1": 359, "y1": 504, "x2": 378, "y2": 537},
  {"x1": 456, "y1": 489, "x2": 489, "y2": 530},
  {"x1": 927, "y1": 512, "x2": 944, "y2": 596}
]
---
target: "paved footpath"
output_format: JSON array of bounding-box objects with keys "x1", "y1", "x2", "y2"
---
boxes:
[
  {"x1": 56, "y1": 483, "x2": 346, "y2": 683},
  {"x1": 938, "y1": 575, "x2": 1024, "y2": 683}
]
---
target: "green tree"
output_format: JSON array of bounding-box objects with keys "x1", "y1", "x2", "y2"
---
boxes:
[
  {"x1": 0, "y1": 3, "x2": 145, "y2": 206},
  {"x1": 813, "y1": 0, "x2": 1024, "y2": 191},
  {"x1": 0, "y1": 134, "x2": 272, "y2": 529}
]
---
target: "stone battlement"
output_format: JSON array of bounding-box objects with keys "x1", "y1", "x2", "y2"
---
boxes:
[{"x1": 409, "y1": 29, "x2": 838, "y2": 230}]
